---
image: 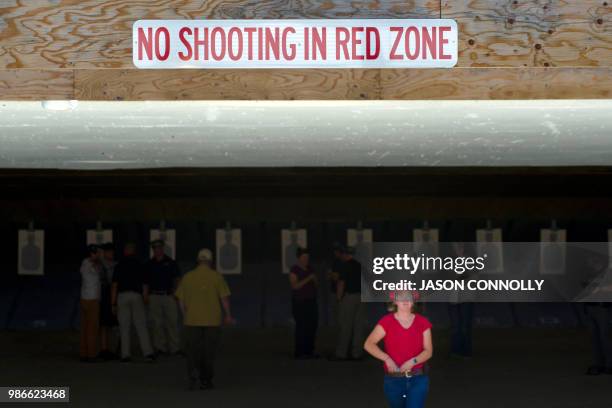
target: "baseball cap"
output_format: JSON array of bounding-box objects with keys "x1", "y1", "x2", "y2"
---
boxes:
[{"x1": 197, "y1": 248, "x2": 213, "y2": 262}]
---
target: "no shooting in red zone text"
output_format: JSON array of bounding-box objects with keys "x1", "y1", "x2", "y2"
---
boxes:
[{"x1": 133, "y1": 19, "x2": 458, "y2": 69}]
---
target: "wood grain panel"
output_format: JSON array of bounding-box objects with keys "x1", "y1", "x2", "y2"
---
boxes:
[
  {"x1": 381, "y1": 67, "x2": 612, "y2": 99},
  {"x1": 74, "y1": 68, "x2": 380, "y2": 100},
  {"x1": 3, "y1": 67, "x2": 612, "y2": 100},
  {"x1": 0, "y1": 0, "x2": 439, "y2": 69},
  {"x1": 444, "y1": 0, "x2": 612, "y2": 67},
  {"x1": 0, "y1": 69, "x2": 73, "y2": 100}
]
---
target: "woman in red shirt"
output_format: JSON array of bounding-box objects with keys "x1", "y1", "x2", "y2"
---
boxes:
[{"x1": 364, "y1": 291, "x2": 433, "y2": 408}]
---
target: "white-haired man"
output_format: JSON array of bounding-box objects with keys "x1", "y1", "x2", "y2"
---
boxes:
[{"x1": 175, "y1": 248, "x2": 233, "y2": 390}]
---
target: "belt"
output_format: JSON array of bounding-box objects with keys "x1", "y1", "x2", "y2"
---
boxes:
[
  {"x1": 151, "y1": 291, "x2": 172, "y2": 295},
  {"x1": 385, "y1": 368, "x2": 425, "y2": 378}
]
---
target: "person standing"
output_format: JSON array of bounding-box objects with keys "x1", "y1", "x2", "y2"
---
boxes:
[
  {"x1": 582, "y1": 254, "x2": 612, "y2": 375},
  {"x1": 289, "y1": 247, "x2": 319, "y2": 359},
  {"x1": 364, "y1": 291, "x2": 433, "y2": 408},
  {"x1": 327, "y1": 243, "x2": 344, "y2": 327},
  {"x1": 79, "y1": 244, "x2": 102, "y2": 362},
  {"x1": 99, "y1": 242, "x2": 118, "y2": 360},
  {"x1": 111, "y1": 243, "x2": 155, "y2": 362},
  {"x1": 145, "y1": 239, "x2": 181, "y2": 356},
  {"x1": 331, "y1": 246, "x2": 366, "y2": 361},
  {"x1": 175, "y1": 249, "x2": 232, "y2": 390},
  {"x1": 447, "y1": 242, "x2": 474, "y2": 358}
]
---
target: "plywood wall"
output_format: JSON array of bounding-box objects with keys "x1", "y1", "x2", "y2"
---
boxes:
[{"x1": 0, "y1": 0, "x2": 610, "y2": 100}]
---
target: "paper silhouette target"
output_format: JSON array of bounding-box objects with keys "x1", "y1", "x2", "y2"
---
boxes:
[
  {"x1": 86, "y1": 229, "x2": 113, "y2": 246},
  {"x1": 216, "y1": 229, "x2": 241, "y2": 275},
  {"x1": 150, "y1": 229, "x2": 176, "y2": 259},
  {"x1": 281, "y1": 229, "x2": 307, "y2": 274},
  {"x1": 608, "y1": 229, "x2": 612, "y2": 268},
  {"x1": 347, "y1": 229, "x2": 373, "y2": 266},
  {"x1": 18, "y1": 230, "x2": 44, "y2": 276},
  {"x1": 476, "y1": 228, "x2": 503, "y2": 274},
  {"x1": 413, "y1": 228, "x2": 439, "y2": 259},
  {"x1": 540, "y1": 229, "x2": 566, "y2": 275}
]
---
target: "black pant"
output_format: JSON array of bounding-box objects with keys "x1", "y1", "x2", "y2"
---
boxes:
[
  {"x1": 183, "y1": 326, "x2": 220, "y2": 384},
  {"x1": 292, "y1": 298, "x2": 318, "y2": 357},
  {"x1": 585, "y1": 304, "x2": 612, "y2": 368},
  {"x1": 448, "y1": 303, "x2": 474, "y2": 357}
]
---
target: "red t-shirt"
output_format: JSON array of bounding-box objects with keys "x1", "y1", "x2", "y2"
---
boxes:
[{"x1": 378, "y1": 313, "x2": 432, "y2": 372}]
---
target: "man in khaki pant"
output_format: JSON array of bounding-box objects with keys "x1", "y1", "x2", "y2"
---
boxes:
[
  {"x1": 145, "y1": 239, "x2": 181, "y2": 356},
  {"x1": 111, "y1": 243, "x2": 155, "y2": 362},
  {"x1": 79, "y1": 244, "x2": 102, "y2": 362}
]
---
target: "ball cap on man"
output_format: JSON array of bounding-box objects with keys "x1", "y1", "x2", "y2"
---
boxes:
[{"x1": 197, "y1": 248, "x2": 213, "y2": 262}]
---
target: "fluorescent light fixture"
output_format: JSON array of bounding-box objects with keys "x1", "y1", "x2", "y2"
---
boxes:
[
  {"x1": 41, "y1": 100, "x2": 79, "y2": 111},
  {"x1": 0, "y1": 100, "x2": 610, "y2": 169}
]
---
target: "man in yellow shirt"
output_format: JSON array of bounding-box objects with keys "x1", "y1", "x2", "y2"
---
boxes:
[{"x1": 175, "y1": 248, "x2": 232, "y2": 390}]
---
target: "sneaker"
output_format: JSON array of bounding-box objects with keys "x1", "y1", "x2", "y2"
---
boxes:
[
  {"x1": 120, "y1": 357, "x2": 132, "y2": 363},
  {"x1": 144, "y1": 354, "x2": 156, "y2": 363}
]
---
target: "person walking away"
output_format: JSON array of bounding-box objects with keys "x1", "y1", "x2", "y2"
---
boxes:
[
  {"x1": 111, "y1": 243, "x2": 155, "y2": 362},
  {"x1": 364, "y1": 291, "x2": 433, "y2": 408},
  {"x1": 175, "y1": 248, "x2": 232, "y2": 390},
  {"x1": 331, "y1": 246, "x2": 366, "y2": 361},
  {"x1": 80, "y1": 244, "x2": 102, "y2": 362},
  {"x1": 99, "y1": 242, "x2": 118, "y2": 360},
  {"x1": 289, "y1": 247, "x2": 319, "y2": 359},
  {"x1": 145, "y1": 239, "x2": 181, "y2": 356}
]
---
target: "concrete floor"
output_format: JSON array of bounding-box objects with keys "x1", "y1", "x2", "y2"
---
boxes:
[{"x1": 0, "y1": 328, "x2": 610, "y2": 408}]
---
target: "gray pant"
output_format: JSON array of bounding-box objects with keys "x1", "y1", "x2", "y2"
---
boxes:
[
  {"x1": 335, "y1": 293, "x2": 366, "y2": 359},
  {"x1": 184, "y1": 326, "x2": 220, "y2": 384},
  {"x1": 149, "y1": 294, "x2": 180, "y2": 353},
  {"x1": 117, "y1": 292, "x2": 153, "y2": 358},
  {"x1": 585, "y1": 305, "x2": 612, "y2": 368}
]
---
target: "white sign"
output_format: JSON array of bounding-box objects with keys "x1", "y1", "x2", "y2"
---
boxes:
[
  {"x1": 281, "y1": 229, "x2": 307, "y2": 274},
  {"x1": 413, "y1": 228, "x2": 439, "y2": 259},
  {"x1": 540, "y1": 229, "x2": 566, "y2": 275},
  {"x1": 216, "y1": 229, "x2": 242, "y2": 275},
  {"x1": 347, "y1": 228, "x2": 373, "y2": 266},
  {"x1": 150, "y1": 229, "x2": 176, "y2": 259},
  {"x1": 133, "y1": 19, "x2": 458, "y2": 69},
  {"x1": 476, "y1": 228, "x2": 504, "y2": 274},
  {"x1": 86, "y1": 229, "x2": 113, "y2": 246},
  {"x1": 18, "y1": 230, "x2": 44, "y2": 276}
]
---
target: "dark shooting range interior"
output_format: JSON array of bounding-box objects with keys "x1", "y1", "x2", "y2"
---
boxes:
[
  {"x1": 2, "y1": 0, "x2": 612, "y2": 405},
  {"x1": 1, "y1": 166, "x2": 612, "y2": 407}
]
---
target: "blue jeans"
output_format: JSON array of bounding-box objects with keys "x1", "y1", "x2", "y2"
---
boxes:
[{"x1": 383, "y1": 375, "x2": 429, "y2": 408}]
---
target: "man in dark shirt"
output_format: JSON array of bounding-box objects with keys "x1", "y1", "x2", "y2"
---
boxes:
[
  {"x1": 327, "y1": 243, "x2": 344, "y2": 327},
  {"x1": 288, "y1": 247, "x2": 319, "y2": 359},
  {"x1": 331, "y1": 246, "x2": 366, "y2": 361},
  {"x1": 145, "y1": 239, "x2": 181, "y2": 356},
  {"x1": 111, "y1": 243, "x2": 155, "y2": 362}
]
